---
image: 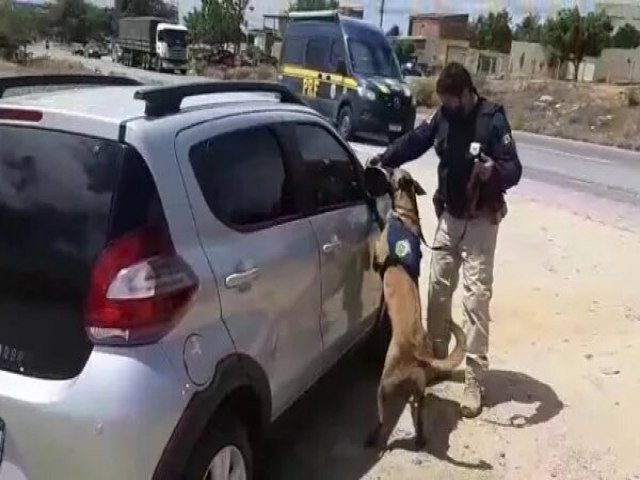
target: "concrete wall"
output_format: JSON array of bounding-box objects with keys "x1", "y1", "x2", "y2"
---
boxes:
[
  {"x1": 510, "y1": 41, "x2": 549, "y2": 78},
  {"x1": 596, "y1": 47, "x2": 640, "y2": 83}
]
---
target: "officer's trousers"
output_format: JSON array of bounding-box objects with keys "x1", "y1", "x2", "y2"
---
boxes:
[{"x1": 426, "y1": 211, "x2": 499, "y2": 372}]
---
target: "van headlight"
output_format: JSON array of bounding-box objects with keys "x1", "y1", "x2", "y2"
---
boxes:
[
  {"x1": 402, "y1": 84, "x2": 412, "y2": 97},
  {"x1": 357, "y1": 85, "x2": 376, "y2": 101}
]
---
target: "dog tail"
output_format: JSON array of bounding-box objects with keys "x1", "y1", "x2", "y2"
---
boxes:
[{"x1": 418, "y1": 321, "x2": 467, "y2": 372}]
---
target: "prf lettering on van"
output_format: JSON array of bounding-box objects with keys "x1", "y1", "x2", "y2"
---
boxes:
[{"x1": 302, "y1": 77, "x2": 320, "y2": 98}]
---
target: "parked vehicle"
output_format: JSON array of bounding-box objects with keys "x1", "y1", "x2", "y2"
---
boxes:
[
  {"x1": 279, "y1": 10, "x2": 417, "y2": 143},
  {"x1": 116, "y1": 16, "x2": 188, "y2": 74},
  {"x1": 0, "y1": 74, "x2": 391, "y2": 479},
  {"x1": 84, "y1": 42, "x2": 102, "y2": 59}
]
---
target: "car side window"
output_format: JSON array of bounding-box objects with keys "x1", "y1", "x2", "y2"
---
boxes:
[
  {"x1": 305, "y1": 37, "x2": 330, "y2": 71},
  {"x1": 294, "y1": 123, "x2": 364, "y2": 211},
  {"x1": 189, "y1": 126, "x2": 298, "y2": 230}
]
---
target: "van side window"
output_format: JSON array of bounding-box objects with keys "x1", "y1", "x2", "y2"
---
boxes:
[
  {"x1": 294, "y1": 124, "x2": 364, "y2": 210},
  {"x1": 282, "y1": 36, "x2": 304, "y2": 64},
  {"x1": 305, "y1": 37, "x2": 330, "y2": 71},
  {"x1": 328, "y1": 38, "x2": 346, "y2": 73}
]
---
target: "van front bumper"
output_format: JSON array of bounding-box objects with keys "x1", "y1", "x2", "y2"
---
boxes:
[{"x1": 352, "y1": 98, "x2": 417, "y2": 138}]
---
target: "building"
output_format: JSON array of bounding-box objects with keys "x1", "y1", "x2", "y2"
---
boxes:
[
  {"x1": 408, "y1": 13, "x2": 468, "y2": 40},
  {"x1": 596, "y1": 0, "x2": 640, "y2": 32}
]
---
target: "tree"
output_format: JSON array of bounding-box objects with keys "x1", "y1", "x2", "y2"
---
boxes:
[
  {"x1": 394, "y1": 38, "x2": 415, "y2": 64},
  {"x1": 514, "y1": 13, "x2": 542, "y2": 43},
  {"x1": 48, "y1": 0, "x2": 89, "y2": 43},
  {"x1": 184, "y1": 0, "x2": 248, "y2": 48},
  {"x1": 469, "y1": 9, "x2": 512, "y2": 54},
  {"x1": 121, "y1": 0, "x2": 177, "y2": 20},
  {"x1": 542, "y1": 7, "x2": 613, "y2": 81},
  {"x1": 613, "y1": 22, "x2": 640, "y2": 49},
  {"x1": 289, "y1": 0, "x2": 338, "y2": 12}
]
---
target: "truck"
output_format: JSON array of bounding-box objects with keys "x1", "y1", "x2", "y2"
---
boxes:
[{"x1": 116, "y1": 17, "x2": 188, "y2": 74}]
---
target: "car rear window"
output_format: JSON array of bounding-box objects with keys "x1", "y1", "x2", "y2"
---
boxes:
[{"x1": 0, "y1": 125, "x2": 164, "y2": 379}]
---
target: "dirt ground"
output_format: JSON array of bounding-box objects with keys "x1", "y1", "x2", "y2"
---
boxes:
[
  {"x1": 265, "y1": 159, "x2": 640, "y2": 480},
  {"x1": 422, "y1": 77, "x2": 640, "y2": 151}
]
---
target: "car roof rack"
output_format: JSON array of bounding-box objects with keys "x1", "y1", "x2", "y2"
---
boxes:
[
  {"x1": 0, "y1": 74, "x2": 142, "y2": 98},
  {"x1": 133, "y1": 81, "x2": 306, "y2": 117}
]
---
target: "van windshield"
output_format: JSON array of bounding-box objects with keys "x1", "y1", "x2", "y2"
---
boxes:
[{"x1": 347, "y1": 37, "x2": 401, "y2": 79}]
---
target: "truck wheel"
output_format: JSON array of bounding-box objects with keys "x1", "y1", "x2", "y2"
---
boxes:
[
  {"x1": 185, "y1": 412, "x2": 254, "y2": 480},
  {"x1": 337, "y1": 105, "x2": 354, "y2": 140}
]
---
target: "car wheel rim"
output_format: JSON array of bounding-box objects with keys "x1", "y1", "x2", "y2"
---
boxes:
[
  {"x1": 340, "y1": 113, "x2": 350, "y2": 136},
  {"x1": 203, "y1": 445, "x2": 247, "y2": 480}
]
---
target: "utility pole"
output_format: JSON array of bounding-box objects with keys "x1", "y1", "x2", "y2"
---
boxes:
[{"x1": 379, "y1": 0, "x2": 385, "y2": 28}]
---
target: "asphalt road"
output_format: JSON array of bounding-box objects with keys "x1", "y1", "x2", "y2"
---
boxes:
[{"x1": 30, "y1": 44, "x2": 640, "y2": 204}]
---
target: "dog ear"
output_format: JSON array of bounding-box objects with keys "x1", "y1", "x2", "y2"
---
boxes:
[{"x1": 413, "y1": 179, "x2": 427, "y2": 196}]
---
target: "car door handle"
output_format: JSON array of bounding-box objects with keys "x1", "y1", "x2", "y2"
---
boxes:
[
  {"x1": 225, "y1": 268, "x2": 259, "y2": 289},
  {"x1": 322, "y1": 240, "x2": 342, "y2": 254}
]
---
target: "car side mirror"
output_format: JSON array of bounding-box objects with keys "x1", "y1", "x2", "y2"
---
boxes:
[
  {"x1": 364, "y1": 166, "x2": 390, "y2": 198},
  {"x1": 336, "y1": 59, "x2": 347, "y2": 76}
]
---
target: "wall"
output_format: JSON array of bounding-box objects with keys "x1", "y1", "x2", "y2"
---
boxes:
[
  {"x1": 596, "y1": 47, "x2": 640, "y2": 83},
  {"x1": 510, "y1": 41, "x2": 549, "y2": 78}
]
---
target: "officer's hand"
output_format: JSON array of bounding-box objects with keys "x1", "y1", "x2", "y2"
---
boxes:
[
  {"x1": 366, "y1": 155, "x2": 382, "y2": 168},
  {"x1": 477, "y1": 154, "x2": 495, "y2": 182}
]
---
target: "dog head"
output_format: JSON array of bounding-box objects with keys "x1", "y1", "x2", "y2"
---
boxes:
[{"x1": 389, "y1": 168, "x2": 426, "y2": 216}]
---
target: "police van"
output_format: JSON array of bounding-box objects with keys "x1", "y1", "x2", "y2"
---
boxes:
[{"x1": 279, "y1": 10, "x2": 417, "y2": 142}]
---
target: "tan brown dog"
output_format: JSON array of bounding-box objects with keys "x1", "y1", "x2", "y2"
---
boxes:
[{"x1": 367, "y1": 168, "x2": 467, "y2": 450}]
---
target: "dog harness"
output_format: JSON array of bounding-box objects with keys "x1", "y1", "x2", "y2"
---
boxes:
[{"x1": 385, "y1": 215, "x2": 422, "y2": 282}]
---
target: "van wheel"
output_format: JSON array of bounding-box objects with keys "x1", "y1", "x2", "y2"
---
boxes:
[
  {"x1": 337, "y1": 105, "x2": 354, "y2": 140},
  {"x1": 185, "y1": 413, "x2": 253, "y2": 480}
]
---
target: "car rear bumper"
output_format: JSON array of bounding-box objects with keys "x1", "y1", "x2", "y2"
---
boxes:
[
  {"x1": 352, "y1": 99, "x2": 416, "y2": 138},
  {"x1": 0, "y1": 345, "x2": 188, "y2": 480}
]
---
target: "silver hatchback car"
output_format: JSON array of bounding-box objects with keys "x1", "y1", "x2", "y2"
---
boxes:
[{"x1": 0, "y1": 76, "x2": 391, "y2": 479}]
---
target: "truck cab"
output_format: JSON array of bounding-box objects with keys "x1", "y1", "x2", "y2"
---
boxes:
[{"x1": 156, "y1": 23, "x2": 188, "y2": 70}]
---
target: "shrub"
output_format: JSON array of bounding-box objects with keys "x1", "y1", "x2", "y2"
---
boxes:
[
  {"x1": 626, "y1": 87, "x2": 640, "y2": 107},
  {"x1": 410, "y1": 77, "x2": 438, "y2": 107}
]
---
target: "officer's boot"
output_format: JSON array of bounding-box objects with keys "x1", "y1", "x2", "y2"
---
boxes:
[{"x1": 461, "y1": 357, "x2": 484, "y2": 418}]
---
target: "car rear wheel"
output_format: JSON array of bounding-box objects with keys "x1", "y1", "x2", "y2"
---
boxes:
[
  {"x1": 185, "y1": 413, "x2": 254, "y2": 480},
  {"x1": 337, "y1": 105, "x2": 354, "y2": 140}
]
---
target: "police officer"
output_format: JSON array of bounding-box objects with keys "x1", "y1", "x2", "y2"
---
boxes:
[{"x1": 369, "y1": 62, "x2": 522, "y2": 418}]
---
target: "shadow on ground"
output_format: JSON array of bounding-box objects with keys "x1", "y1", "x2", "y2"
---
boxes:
[
  {"x1": 263, "y1": 349, "x2": 563, "y2": 479},
  {"x1": 263, "y1": 345, "x2": 383, "y2": 480},
  {"x1": 482, "y1": 369, "x2": 565, "y2": 428}
]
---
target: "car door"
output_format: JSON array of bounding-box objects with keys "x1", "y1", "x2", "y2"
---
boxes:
[
  {"x1": 287, "y1": 119, "x2": 384, "y2": 359},
  {"x1": 174, "y1": 115, "x2": 324, "y2": 416}
]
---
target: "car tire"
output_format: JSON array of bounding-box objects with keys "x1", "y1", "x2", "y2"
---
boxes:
[
  {"x1": 337, "y1": 105, "x2": 354, "y2": 140},
  {"x1": 181, "y1": 69, "x2": 188, "y2": 75},
  {"x1": 185, "y1": 412, "x2": 254, "y2": 480}
]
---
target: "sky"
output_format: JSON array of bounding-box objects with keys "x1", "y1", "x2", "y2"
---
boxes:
[{"x1": 361, "y1": 0, "x2": 599, "y2": 33}]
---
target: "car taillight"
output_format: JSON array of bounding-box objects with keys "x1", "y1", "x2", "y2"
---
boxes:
[{"x1": 85, "y1": 224, "x2": 198, "y2": 346}]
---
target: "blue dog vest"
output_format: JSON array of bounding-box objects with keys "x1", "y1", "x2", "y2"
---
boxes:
[{"x1": 386, "y1": 215, "x2": 422, "y2": 281}]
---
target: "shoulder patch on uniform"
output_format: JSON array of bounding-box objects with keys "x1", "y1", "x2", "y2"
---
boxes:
[
  {"x1": 395, "y1": 239, "x2": 411, "y2": 258},
  {"x1": 502, "y1": 133, "x2": 512, "y2": 145}
]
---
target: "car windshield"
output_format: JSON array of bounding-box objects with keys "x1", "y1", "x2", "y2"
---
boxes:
[
  {"x1": 347, "y1": 37, "x2": 401, "y2": 79},
  {"x1": 158, "y1": 29, "x2": 187, "y2": 47}
]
